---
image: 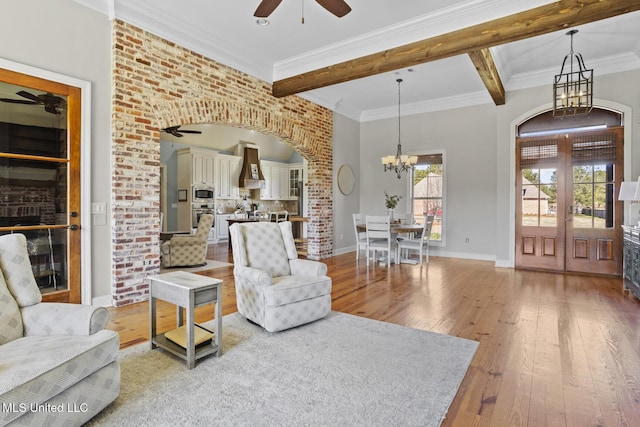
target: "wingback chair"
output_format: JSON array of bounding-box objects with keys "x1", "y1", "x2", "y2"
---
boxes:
[
  {"x1": 229, "y1": 221, "x2": 332, "y2": 332},
  {"x1": 0, "y1": 234, "x2": 120, "y2": 426},
  {"x1": 161, "y1": 213, "x2": 213, "y2": 268}
]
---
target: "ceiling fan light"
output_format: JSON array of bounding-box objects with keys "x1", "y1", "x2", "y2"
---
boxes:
[{"x1": 256, "y1": 18, "x2": 270, "y2": 26}]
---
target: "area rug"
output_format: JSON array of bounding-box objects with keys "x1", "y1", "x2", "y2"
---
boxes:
[
  {"x1": 159, "y1": 259, "x2": 233, "y2": 274},
  {"x1": 87, "y1": 312, "x2": 478, "y2": 426}
]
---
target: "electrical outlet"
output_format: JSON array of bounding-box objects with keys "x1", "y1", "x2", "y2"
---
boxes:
[{"x1": 465, "y1": 237, "x2": 470, "y2": 243}]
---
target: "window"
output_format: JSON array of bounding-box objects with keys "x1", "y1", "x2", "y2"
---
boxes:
[{"x1": 409, "y1": 152, "x2": 444, "y2": 242}]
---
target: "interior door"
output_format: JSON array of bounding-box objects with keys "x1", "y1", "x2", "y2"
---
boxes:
[
  {"x1": 0, "y1": 68, "x2": 82, "y2": 303},
  {"x1": 516, "y1": 127, "x2": 623, "y2": 275}
]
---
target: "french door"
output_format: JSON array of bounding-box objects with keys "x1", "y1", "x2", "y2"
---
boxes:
[
  {"x1": 0, "y1": 68, "x2": 82, "y2": 303},
  {"x1": 515, "y1": 127, "x2": 623, "y2": 275}
]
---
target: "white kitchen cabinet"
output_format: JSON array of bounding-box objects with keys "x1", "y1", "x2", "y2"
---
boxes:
[
  {"x1": 276, "y1": 166, "x2": 289, "y2": 200},
  {"x1": 192, "y1": 152, "x2": 215, "y2": 185},
  {"x1": 260, "y1": 161, "x2": 273, "y2": 200},
  {"x1": 215, "y1": 213, "x2": 234, "y2": 241},
  {"x1": 176, "y1": 147, "x2": 217, "y2": 231},
  {"x1": 288, "y1": 163, "x2": 303, "y2": 199},
  {"x1": 214, "y1": 154, "x2": 241, "y2": 199},
  {"x1": 259, "y1": 161, "x2": 306, "y2": 200},
  {"x1": 260, "y1": 160, "x2": 292, "y2": 200}
]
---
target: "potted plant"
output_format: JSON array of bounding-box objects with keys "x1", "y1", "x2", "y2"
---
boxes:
[{"x1": 384, "y1": 192, "x2": 402, "y2": 221}]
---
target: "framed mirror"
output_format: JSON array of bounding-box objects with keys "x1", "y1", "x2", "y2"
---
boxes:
[{"x1": 337, "y1": 164, "x2": 355, "y2": 195}]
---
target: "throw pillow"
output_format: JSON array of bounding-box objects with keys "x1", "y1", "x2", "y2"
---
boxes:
[
  {"x1": 0, "y1": 268, "x2": 24, "y2": 344},
  {"x1": 0, "y1": 234, "x2": 42, "y2": 308}
]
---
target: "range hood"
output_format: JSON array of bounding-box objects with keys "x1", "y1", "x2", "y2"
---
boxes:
[{"x1": 238, "y1": 146, "x2": 266, "y2": 189}]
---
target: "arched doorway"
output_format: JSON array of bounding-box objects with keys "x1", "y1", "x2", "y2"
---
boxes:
[{"x1": 515, "y1": 108, "x2": 624, "y2": 274}]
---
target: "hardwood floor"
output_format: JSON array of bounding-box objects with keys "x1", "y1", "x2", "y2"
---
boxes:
[{"x1": 107, "y1": 243, "x2": 640, "y2": 426}]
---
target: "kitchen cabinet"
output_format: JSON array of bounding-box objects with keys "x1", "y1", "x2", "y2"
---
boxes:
[
  {"x1": 215, "y1": 214, "x2": 234, "y2": 241},
  {"x1": 176, "y1": 147, "x2": 217, "y2": 231},
  {"x1": 214, "y1": 154, "x2": 241, "y2": 199},
  {"x1": 260, "y1": 160, "x2": 293, "y2": 200},
  {"x1": 260, "y1": 161, "x2": 273, "y2": 200},
  {"x1": 288, "y1": 163, "x2": 303, "y2": 199},
  {"x1": 177, "y1": 147, "x2": 216, "y2": 187}
]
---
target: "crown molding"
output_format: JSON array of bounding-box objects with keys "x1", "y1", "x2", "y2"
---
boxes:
[
  {"x1": 273, "y1": 0, "x2": 555, "y2": 80},
  {"x1": 505, "y1": 52, "x2": 640, "y2": 92},
  {"x1": 95, "y1": 0, "x2": 273, "y2": 82},
  {"x1": 360, "y1": 91, "x2": 493, "y2": 122}
]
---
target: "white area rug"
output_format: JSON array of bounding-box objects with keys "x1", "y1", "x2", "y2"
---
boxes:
[
  {"x1": 88, "y1": 312, "x2": 478, "y2": 426},
  {"x1": 159, "y1": 259, "x2": 232, "y2": 274}
]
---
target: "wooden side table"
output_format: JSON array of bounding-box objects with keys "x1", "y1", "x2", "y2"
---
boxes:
[{"x1": 149, "y1": 271, "x2": 223, "y2": 369}]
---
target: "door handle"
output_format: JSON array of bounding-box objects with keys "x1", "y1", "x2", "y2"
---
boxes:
[{"x1": 69, "y1": 224, "x2": 79, "y2": 231}]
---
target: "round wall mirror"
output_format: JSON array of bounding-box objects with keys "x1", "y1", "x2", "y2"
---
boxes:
[{"x1": 337, "y1": 164, "x2": 355, "y2": 195}]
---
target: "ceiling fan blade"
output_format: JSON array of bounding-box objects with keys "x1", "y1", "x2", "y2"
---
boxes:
[
  {"x1": 315, "y1": 0, "x2": 351, "y2": 17},
  {"x1": 16, "y1": 90, "x2": 43, "y2": 104},
  {"x1": 0, "y1": 98, "x2": 39, "y2": 105},
  {"x1": 254, "y1": 0, "x2": 283, "y2": 17},
  {"x1": 178, "y1": 129, "x2": 202, "y2": 134}
]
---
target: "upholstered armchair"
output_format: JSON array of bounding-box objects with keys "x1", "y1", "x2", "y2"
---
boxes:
[
  {"x1": 0, "y1": 233, "x2": 120, "y2": 426},
  {"x1": 229, "y1": 221, "x2": 332, "y2": 332},
  {"x1": 161, "y1": 213, "x2": 213, "y2": 268}
]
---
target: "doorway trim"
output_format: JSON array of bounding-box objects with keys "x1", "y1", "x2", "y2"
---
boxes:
[
  {"x1": 0, "y1": 57, "x2": 93, "y2": 304},
  {"x1": 507, "y1": 99, "x2": 632, "y2": 269}
]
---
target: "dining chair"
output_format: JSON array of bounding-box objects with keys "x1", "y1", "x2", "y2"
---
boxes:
[
  {"x1": 397, "y1": 215, "x2": 434, "y2": 266},
  {"x1": 352, "y1": 213, "x2": 368, "y2": 261},
  {"x1": 365, "y1": 215, "x2": 397, "y2": 267},
  {"x1": 269, "y1": 211, "x2": 289, "y2": 222}
]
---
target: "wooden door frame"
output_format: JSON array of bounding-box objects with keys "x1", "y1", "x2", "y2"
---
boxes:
[
  {"x1": 507, "y1": 100, "x2": 633, "y2": 269},
  {"x1": 0, "y1": 58, "x2": 93, "y2": 304}
]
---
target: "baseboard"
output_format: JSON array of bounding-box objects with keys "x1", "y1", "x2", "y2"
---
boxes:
[{"x1": 92, "y1": 294, "x2": 114, "y2": 307}]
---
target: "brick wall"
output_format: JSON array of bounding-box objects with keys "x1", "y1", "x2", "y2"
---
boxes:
[{"x1": 111, "y1": 20, "x2": 334, "y2": 306}]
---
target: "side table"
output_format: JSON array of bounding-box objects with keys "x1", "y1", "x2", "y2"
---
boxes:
[{"x1": 149, "y1": 271, "x2": 223, "y2": 369}]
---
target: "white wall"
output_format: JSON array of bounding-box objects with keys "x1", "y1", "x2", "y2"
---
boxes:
[
  {"x1": 333, "y1": 113, "x2": 360, "y2": 254},
  {"x1": 359, "y1": 103, "x2": 498, "y2": 261},
  {"x1": 1, "y1": 0, "x2": 112, "y2": 303}
]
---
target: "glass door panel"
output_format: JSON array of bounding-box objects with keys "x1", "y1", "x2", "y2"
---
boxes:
[{"x1": 0, "y1": 69, "x2": 81, "y2": 303}]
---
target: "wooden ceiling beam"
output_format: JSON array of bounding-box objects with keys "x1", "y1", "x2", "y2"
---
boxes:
[
  {"x1": 272, "y1": 0, "x2": 640, "y2": 98},
  {"x1": 468, "y1": 48, "x2": 505, "y2": 105}
]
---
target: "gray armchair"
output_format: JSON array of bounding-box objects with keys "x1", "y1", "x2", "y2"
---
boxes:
[
  {"x1": 161, "y1": 213, "x2": 213, "y2": 268},
  {"x1": 229, "y1": 221, "x2": 332, "y2": 332},
  {"x1": 0, "y1": 233, "x2": 120, "y2": 426}
]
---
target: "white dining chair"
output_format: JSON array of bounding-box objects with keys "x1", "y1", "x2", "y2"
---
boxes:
[
  {"x1": 365, "y1": 215, "x2": 397, "y2": 267},
  {"x1": 352, "y1": 213, "x2": 368, "y2": 261},
  {"x1": 397, "y1": 215, "x2": 434, "y2": 266}
]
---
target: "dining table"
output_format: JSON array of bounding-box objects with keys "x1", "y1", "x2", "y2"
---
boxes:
[{"x1": 356, "y1": 222, "x2": 424, "y2": 264}]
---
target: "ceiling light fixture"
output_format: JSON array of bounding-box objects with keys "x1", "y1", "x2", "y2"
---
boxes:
[
  {"x1": 256, "y1": 18, "x2": 270, "y2": 26},
  {"x1": 382, "y1": 78, "x2": 417, "y2": 179},
  {"x1": 553, "y1": 29, "x2": 593, "y2": 117}
]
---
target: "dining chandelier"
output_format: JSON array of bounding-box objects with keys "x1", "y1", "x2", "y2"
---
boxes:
[
  {"x1": 382, "y1": 78, "x2": 417, "y2": 179},
  {"x1": 552, "y1": 29, "x2": 593, "y2": 117}
]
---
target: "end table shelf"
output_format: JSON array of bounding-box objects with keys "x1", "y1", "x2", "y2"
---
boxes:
[{"x1": 149, "y1": 271, "x2": 223, "y2": 369}]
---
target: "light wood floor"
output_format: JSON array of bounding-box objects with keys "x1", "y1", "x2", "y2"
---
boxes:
[{"x1": 107, "y1": 243, "x2": 640, "y2": 426}]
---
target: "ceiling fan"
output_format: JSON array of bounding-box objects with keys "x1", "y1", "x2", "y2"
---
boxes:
[
  {"x1": 254, "y1": 0, "x2": 352, "y2": 18},
  {"x1": 0, "y1": 90, "x2": 66, "y2": 114},
  {"x1": 162, "y1": 125, "x2": 203, "y2": 137}
]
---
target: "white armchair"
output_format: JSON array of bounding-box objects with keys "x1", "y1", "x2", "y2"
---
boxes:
[
  {"x1": 0, "y1": 234, "x2": 120, "y2": 426},
  {"x1": 161, "y1": 213, "x2": 213, "y2": 268},
  {"x1": 229, "y1": 221, "x2": 332, "y2": 332}
]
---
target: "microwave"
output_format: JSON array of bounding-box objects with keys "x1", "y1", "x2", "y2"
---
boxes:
[{"x1": 193, "y1": 186, "x2": 214, "y2": 202}]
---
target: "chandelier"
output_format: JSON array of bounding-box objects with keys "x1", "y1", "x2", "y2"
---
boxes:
[
  {"x1": 553, "y1": 29, "x2": 593, "y2": 117},
  {"x1": 382, "y1": 78, "x2": 417, "y2": 179}
]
